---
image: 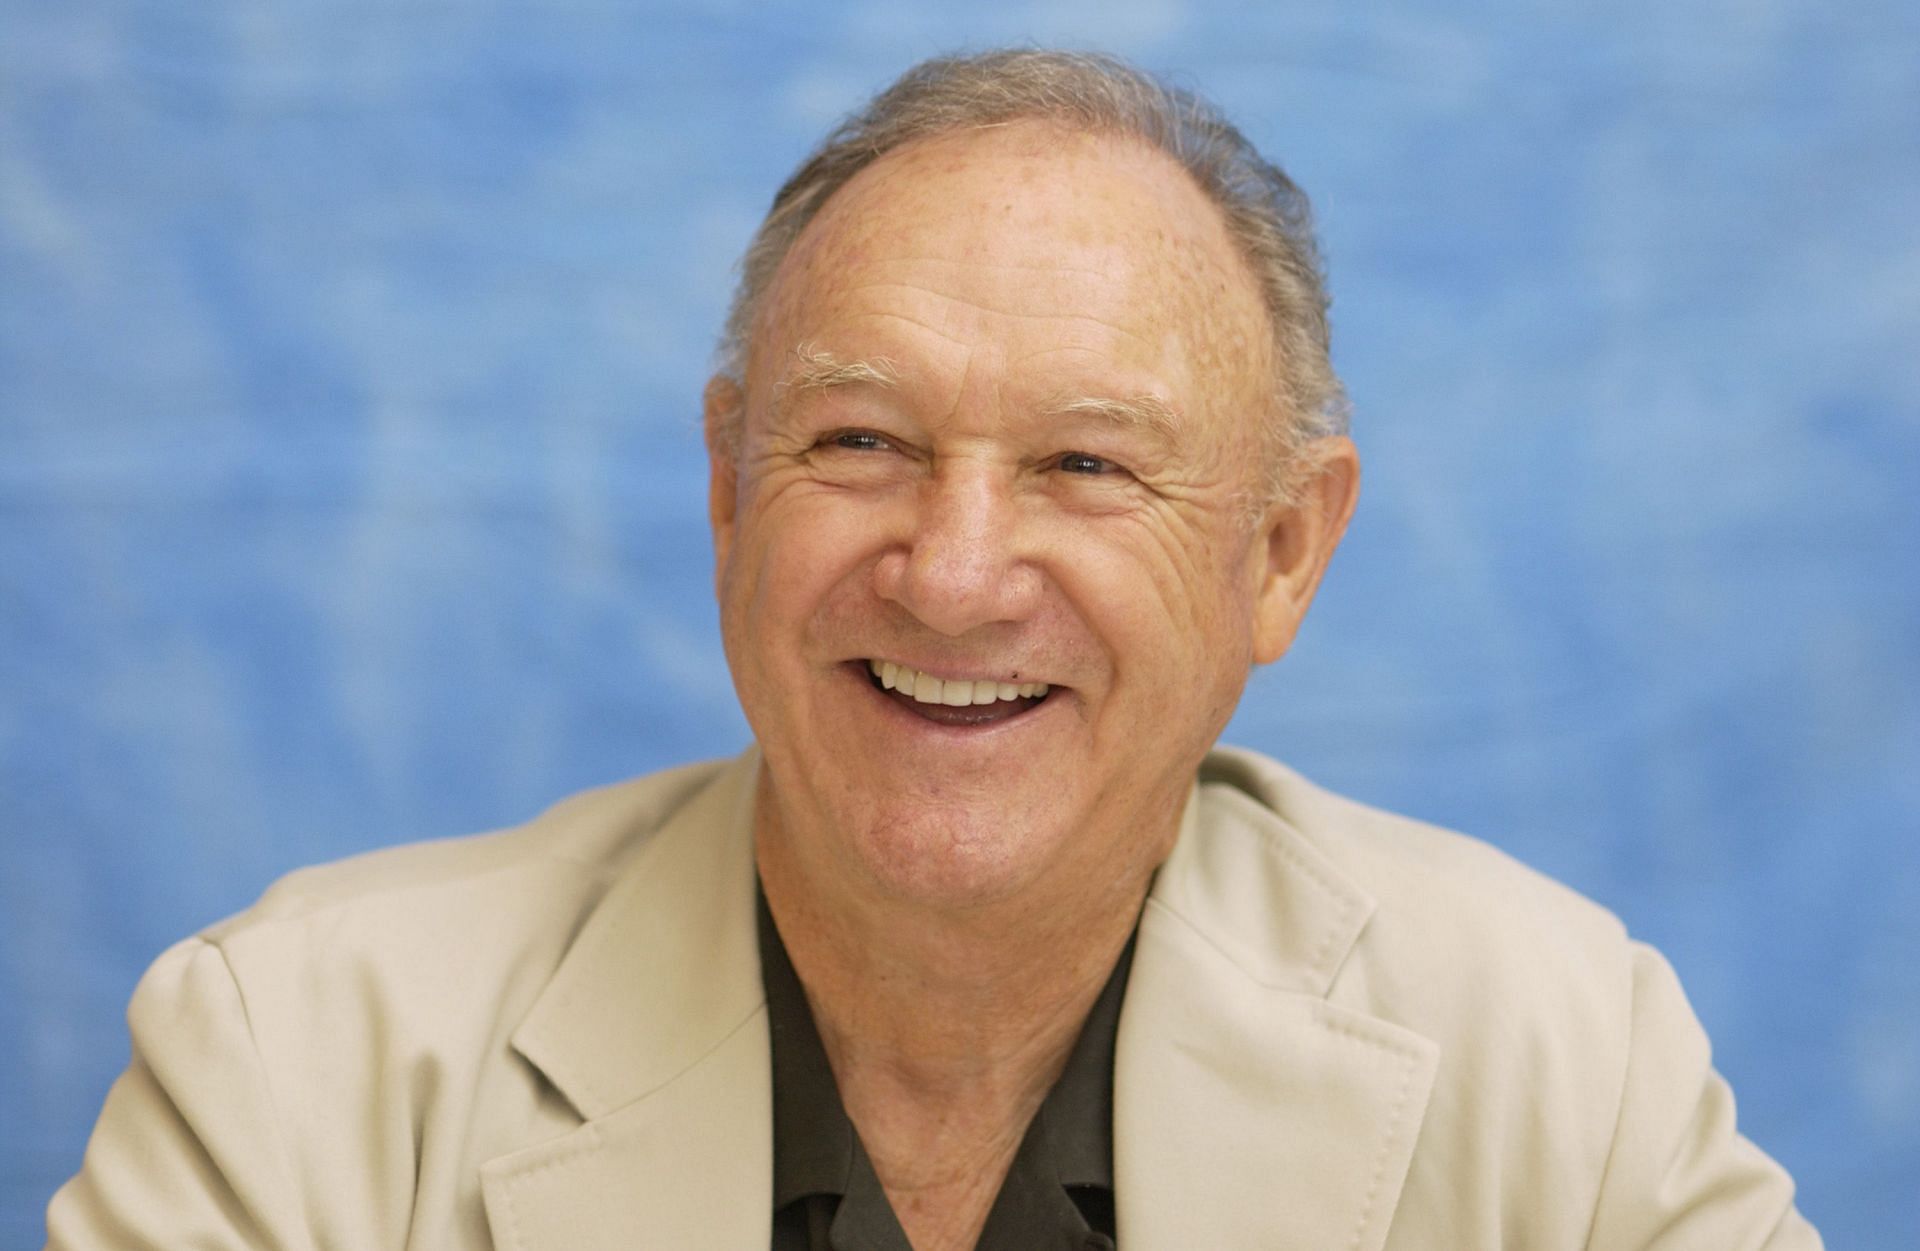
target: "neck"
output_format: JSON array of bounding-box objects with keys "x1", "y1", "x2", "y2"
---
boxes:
[
  {"x1": 755, "y1": 790, "x2": 1172, "y2": 1248},
  {"x1": 764, "y1": 863, "x2": 1140, "y2": 1092}
]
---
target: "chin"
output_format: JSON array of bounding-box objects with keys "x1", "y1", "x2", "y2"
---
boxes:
[{"x1": 846, "y1": 805, "x2": 1069, "y2": 911}]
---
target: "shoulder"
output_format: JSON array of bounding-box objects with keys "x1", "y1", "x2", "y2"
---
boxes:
[
  {"x1": 178, "y1": 755, "x2": 743, "y2": 1099},
  {"x1": 1193, "y1": 746, "x2": 1819, "y2": 1249},
  {"x1": 51, "y1": 756, "x2": 750, "y2": 1251},
  {"x1": 1199, "y1": 744, "x2": 1630, "y2": 982},
  {"x1": 202, "y1": 756, "x2": 732, "y2": 958}
]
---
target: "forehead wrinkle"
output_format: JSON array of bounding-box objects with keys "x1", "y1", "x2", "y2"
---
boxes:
[
  {"x1": 851, "y1": 252, "x2": 1116, "y2": 280},
  {"x1": 757, "y1": 126, "x2": 1272, "y2": 451},
  {"x1": 841, "y1": 276, "x2": 1167, "y2": 337}
]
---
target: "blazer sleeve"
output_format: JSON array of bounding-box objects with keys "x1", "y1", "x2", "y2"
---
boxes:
[
  {"x1": 46, "y1": 936, "x2": 313, "y2": 1251},
  {"x1": 1583, "y1": 942, "x2": 1823, "y2": 1251}
]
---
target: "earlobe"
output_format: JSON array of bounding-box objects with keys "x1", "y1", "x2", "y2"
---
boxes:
[
  {"x1": 704, "y1": 375, "x2": 744, "y2": 589},
  {"x1": 1251, "y1": 437, "x2": 1361, "y2": 665}
]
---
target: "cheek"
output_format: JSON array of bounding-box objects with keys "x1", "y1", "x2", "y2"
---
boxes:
[
  {"x1": 727, "y1": 493, "x2": 885, "y2": 659},
  {"x1": 1071, "y1": 515, "x2": 1258, "y2": 647},
  {"x1": 1076, "y1": 539, "x2": 1260, "y2": 741}
]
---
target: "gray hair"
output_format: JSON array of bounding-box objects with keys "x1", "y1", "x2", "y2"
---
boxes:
[{"x1": 714, "y1": 49, "x2": 1349, "y2": 502}]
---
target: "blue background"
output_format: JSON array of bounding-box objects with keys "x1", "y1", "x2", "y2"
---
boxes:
[{"x1": 4, "y1": 1, "x2": 1916, "y2": 1245}]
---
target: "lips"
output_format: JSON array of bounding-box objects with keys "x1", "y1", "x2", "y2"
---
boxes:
[
  {"x1": 867, "y1": 659, "x2": 1049, "y2": 707},
  {"x1": 864, "y1": 659, "x2": 1052, "y2": 725}
]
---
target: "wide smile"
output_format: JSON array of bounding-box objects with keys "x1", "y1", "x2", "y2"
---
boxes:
[{"x1": 860, "y1": 659, "x2": 1054, "y2": 727}]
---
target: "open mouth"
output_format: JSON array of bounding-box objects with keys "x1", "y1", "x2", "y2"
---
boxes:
[{"x1": 864, "y1": 659, "x2": 1053, "y2": 727}]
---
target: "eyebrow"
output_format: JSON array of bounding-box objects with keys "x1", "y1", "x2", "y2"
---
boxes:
[
  {"x1": 1043, "y1": 392, "x2": 1184, "y2": 443},
  {"x1": 775, "y1": 343, "x2": 901, "y2": 402},
  {"x1": 774, "y1": 343, "x2": 1184, "y2": 446}
]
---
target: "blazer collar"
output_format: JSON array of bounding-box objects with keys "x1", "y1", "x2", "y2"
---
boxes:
[
  {"x1": 480, "y1": 747, "x2": 1437, "y2": 1250},
  {"x1": 1115, "y1": 757, "x2": 1439, "y2": 1250}
]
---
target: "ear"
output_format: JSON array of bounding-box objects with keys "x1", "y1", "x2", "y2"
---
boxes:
[
  {"x1": 704, "y1": 375, "x2": 744, "y2": 593},
  {"x1": 1251, "y1": 436, "x2": 1361, "y2": 665}
]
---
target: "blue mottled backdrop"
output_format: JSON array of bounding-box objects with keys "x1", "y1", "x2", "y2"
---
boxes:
[{"x1": 3, "y1": 1, "x2": 1916, "y2": 1244}]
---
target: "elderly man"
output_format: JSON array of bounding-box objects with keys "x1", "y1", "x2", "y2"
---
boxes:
[{"x1": 51, "y1": 50, "x2": 1818, "y2": 1251}]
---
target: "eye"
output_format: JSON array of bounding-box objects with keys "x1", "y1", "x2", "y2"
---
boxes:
[
  {"x1": 1056, "y1": 451, "x2": 1118, "y2": 475},
  {"x1": 828, "y1": 430, "x2": 890, "y2": 452}
]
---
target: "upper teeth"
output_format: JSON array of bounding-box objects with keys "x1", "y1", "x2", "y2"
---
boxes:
[{"x1": 869, "y1": 660, "x2": 1049, "y2": 707}]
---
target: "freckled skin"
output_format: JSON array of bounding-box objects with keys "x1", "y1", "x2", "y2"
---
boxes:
[{"x1": 709, "y1": 121, "x2": 1355, "y2": 919}]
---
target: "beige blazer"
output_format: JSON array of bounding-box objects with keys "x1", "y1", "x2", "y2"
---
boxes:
[{"x1": 47, "y1": 747, "x2": 1820, "y2": 1249}]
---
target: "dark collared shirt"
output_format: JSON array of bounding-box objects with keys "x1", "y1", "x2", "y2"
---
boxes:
[{"x1": 759, "y1": 889, "x2": 1131, "y2": 1251}]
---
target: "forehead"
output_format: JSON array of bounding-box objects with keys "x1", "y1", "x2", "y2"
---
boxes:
[{"x1": 748, "y1": 122, "x2": 1271, "y2": 418}]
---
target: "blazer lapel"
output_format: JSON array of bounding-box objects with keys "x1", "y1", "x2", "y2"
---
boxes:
[
  {"x1": 477, "y1": 747, "x2": 1437, "y2": 1249},
  {"x1": 481, "y1": 751, "x2": 773, "y2": 1250},
  {"x1": 1115, "y1": 775, "x2": 1439, "y2": 1251}
]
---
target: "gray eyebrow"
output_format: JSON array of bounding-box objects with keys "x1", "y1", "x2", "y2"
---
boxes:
[
  {"x1": 1043, "y1": 392, "x2": 1183, "y2": 442},
  {"x1": 774, "y1": 344, "x2": 1182, "y2": 447},
  {"x1": 775, "y1": 342, "x2": 901, "y2": 400}
]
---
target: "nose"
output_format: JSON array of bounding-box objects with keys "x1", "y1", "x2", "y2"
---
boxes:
[{"x1": 873, "y1": 460, "x2": 1042, "y2": 637}]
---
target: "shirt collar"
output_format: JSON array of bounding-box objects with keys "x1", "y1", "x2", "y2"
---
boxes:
[{"x1": 759, "y1": 886, "x2": 859, "y2": 1208}]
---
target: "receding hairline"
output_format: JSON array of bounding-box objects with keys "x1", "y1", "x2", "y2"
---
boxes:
[
  {"x1": 710, "y1": 48, "x2": 1350, "y2": 505},
  {"x1": 747, "y1": 123, "x2": 1270, "y2": 400}
]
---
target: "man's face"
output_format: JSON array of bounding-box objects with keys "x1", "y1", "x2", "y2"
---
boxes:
[{"x1": 710, "y1": 122, "x2": 1354, "y2": 911}]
